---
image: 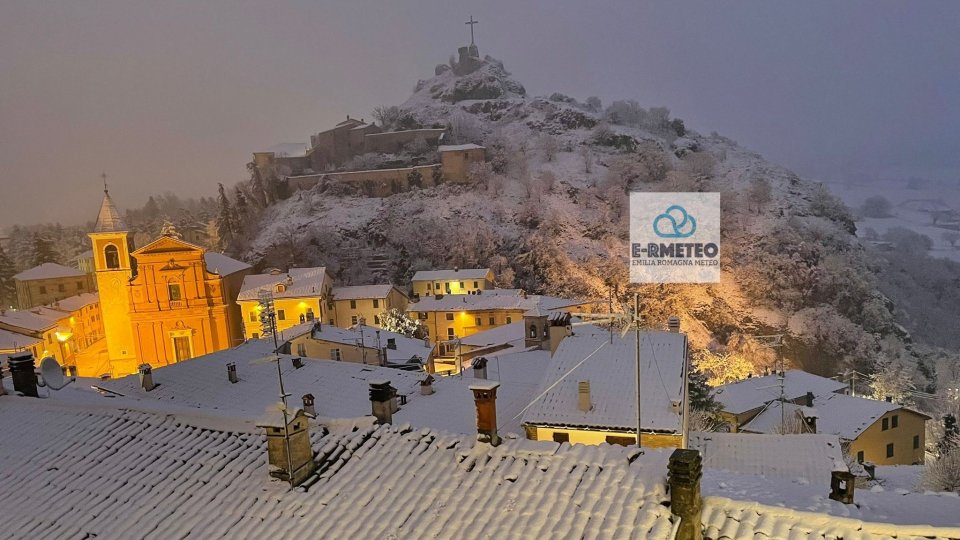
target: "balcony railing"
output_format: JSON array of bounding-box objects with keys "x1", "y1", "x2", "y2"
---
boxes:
[{"x1": 169, "y1": 300, "x2": 187, "y2": 309}]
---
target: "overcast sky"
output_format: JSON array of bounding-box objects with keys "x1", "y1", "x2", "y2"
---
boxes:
[{"x1": 1, "y1": 0, "x2": 958, "y2": 230}]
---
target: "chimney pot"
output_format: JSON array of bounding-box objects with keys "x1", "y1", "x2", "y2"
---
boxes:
[
  {"x1": 420, "y1": 374, "x2": 435, "y2": 395},
  {"x1": 470, "y1": 381, "x2": 500, "y2": 446},
  {"x1": 227, "y1": 362, "x2": 238, "y2": 383},
  {"x1": 138, "y1": 363, "x2": 156, "y2": 392},
  {"x1": 806, "y1": 391, "x2": 814, "y2": 407},
  {"x1": 472, "y1": 357, "x2": 488, "y2": 380},
  {"x1": 668, "y1": 316, "x2": 681, "y2": 333},
  {"x1": 292, "y1": 357, "x2": 304, "y2": 369},
  {"x1": 369, "y1": 380, "x2": 397, "y2": 424},
  {"x1": 577, "y1": 380, "x2": 592, "y2": 412},
  {"x1": 302, "y1": 393, "x2": 316, "y2": 416},
  {"x1": 8, "y1": 352, "x2": 37, "y2": 397}
]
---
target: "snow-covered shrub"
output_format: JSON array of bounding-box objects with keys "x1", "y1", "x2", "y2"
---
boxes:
[
  {"x1": 860, "y1": 195, "x2": 893, "y2": 218},
  {"x1": 922, "y1": 450, "x2": 960, "y2": 492}
]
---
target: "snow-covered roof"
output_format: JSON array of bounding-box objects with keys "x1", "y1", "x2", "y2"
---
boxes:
[
  {"x1": 438, "y1": 143, "x2": 485, "y2": 152},
  {"x1": 460, "y1": 320, "x2": 525, "y2": 348},
  {"x1": 13, "y1": 262, "x2": 85, "y2": 281},
  {"x1": 396, "y1": 349, "x2": 551, "y2": 436},
  {"x1": 689, "y1": 432, "x2": 847, "y2": 483},
  {"x1": 307, "y1": 324, "x2": 430, "y2": 364},
  {"x1": 411, "y1": 268, "x2": 491, "y2": 281},
  {"x1": 715, "y1": 370, "x2": 849, "y2": 415},
  {"x1": 93, "y1": 191, "x2": 126, "y2": 232},
  {"x1": 203, "y1": 252, "x2": 251, "y2": 276},
  {"x1": 0, "y1": 396, "x2": 685, "y2": 539},
  {"x1": 810, "y1": 392, "x2": 919, "y2": 440},
  {"x1": 0, "y1": 327, "x2": 41, "y2": 351},
  {"x1": 96, "y1": 334, "x2": 432, "y2": 422},
  {"x1": 332, "y1": 284, "x2": 399, "y2": 300},
  {"x1": 739, "y1": 400, "x2": 808, "y2": 434},
  {"x1": 49, "y1": 292, "x2": 99, "y2": 312},
  {"x1": 522, "y1": 330, "x2": 686, "y2": 433},
  {"x1": 0, "y1": 307, "x2": 63, "y2": 333},
  {"x1": 237, "y1": 267, "x2": 330, "y2": 301},
  {"x1": 409, "y1": 288, "x2": 583, "y2": 313}
]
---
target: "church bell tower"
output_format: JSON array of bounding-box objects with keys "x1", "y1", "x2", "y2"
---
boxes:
[{"x1": 88, "y1": 176, "x2": 138, "y2": 375}]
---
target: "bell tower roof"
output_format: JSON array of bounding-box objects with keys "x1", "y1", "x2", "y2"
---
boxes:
[{"x1": 94, "y1": 174, "x2": 127, "y2": 233}]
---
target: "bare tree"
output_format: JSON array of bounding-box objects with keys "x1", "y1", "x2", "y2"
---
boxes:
[
  {"x1": 371, "y1": 105, "x2": 401, "y2": 130},
  {"x1": 922, "y1": 449, "x2": 960, "y2": 492},
  {"x1": 747, "y1": 177, "x2": 773, "y2": 214},
  {"x1": 539, "y1": 133, "x2": 559, "y2": 162},
  {"x1": 538, "y1": 170, "x2": 557, "y2": 194},
  {"x1": 580, "y1": 145, "x2": 593, "y2": 173}
]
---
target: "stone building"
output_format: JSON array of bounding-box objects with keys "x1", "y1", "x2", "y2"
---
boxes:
[{"x1": 13, "y1": 262, "x2": 96, "y2": 309}]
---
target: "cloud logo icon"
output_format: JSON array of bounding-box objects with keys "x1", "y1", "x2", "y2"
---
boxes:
[{"x1": 653, "y1": 205, "x2": 697, "y2": 238}]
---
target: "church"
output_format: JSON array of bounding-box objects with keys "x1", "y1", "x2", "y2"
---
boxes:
[{"x1": 88, "y1": 187, "x2": 251, "y2": 377}]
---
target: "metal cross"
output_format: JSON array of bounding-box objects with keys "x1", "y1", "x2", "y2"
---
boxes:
[
  {"x1": 466, "y1": 15, "x2": 478, "y2": 46},
  {"x1": 101, "y1": 172, "x2": 108, "y2": 194}
]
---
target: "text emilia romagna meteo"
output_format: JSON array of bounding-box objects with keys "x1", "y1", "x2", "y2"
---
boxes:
[{"x1": 629, "y1": 192, "x2": 721, "y2": 284}]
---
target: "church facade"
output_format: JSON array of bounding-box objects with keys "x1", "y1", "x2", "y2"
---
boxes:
[{"x1": 89, "y1": 189, "x2": 251, "y2": 377}]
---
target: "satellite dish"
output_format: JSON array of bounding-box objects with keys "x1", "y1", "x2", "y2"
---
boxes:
[{"x1": 40, "y1": 357, "x2": 74, "y2": 390}]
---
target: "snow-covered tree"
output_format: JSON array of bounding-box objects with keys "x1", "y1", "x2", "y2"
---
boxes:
[
  {"x1": 215, "y1": 183, "x2": 237, "y2": 251},
  {"x1": 869, "y1": 356, "x2": 916, "y2": 405},
  {"x1": 747, "y1": 177, "x2": 772, "y2": 214},
  {"x1": 538, "y1": 133, "x2": 558, "y2": 162},
  {"x1": 693, "y1": 350, "x2": 753, "y2": 386},
  {"x1": 30, "y1": 233, "x2": 58, "y2": 266},
  {"x1": 922, "y1": 449, "x2": 960, "y2": 492},
  {"x1": 0, "y1": 246, "x2": 17, "y2": 308},
  {"x1": 378, "y1": 308, "x2": 425, "y2": 339}
]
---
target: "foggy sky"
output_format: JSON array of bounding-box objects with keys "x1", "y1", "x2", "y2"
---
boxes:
[{"x1": 2, "y1": 0, "x2": 958, "y2": 230}]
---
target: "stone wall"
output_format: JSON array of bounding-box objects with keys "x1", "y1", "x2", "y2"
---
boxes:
[
  {"x1": 363, "y1": 129, "x2": 446, "y2": 154},
  {"x1": 287, "y1": 164, "x2": 443, "y2": 197}
]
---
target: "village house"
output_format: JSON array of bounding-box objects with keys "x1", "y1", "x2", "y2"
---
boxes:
[
  {"x1": 0, "y1": 307, "x2": 73, "y2": 369},
  {"x1": 410, "y1": 267, "x2": 494, "y2": 298},
  {"x1": 236, "y1": 267, "x2": 334, "y2": 340},
  {"x1": 0, "y1": 327, "x2": 42, "y2": 367},
  {"x1": 286, "y1": 322, "x2": 432, "y2": 370},
  {"x1": 89, "y1": 187, "x2": 252, "y2": 377},
  {"x1": 329, "y1": 284, "x2": 409, "y2": 328},
  {"x1": 13, "y1": 262, "x2": 96, "y2": 309},
  {"x1": 437, "y1": 143, "x2": 486, "y2": 182},
  {"x1": 716, "y1": 371, "x2": 930, "y2": 465},
  {"x1": 521, "y1": 327, "x2": 689, "y2": 448},
  {"x1": 407, "y1": 288, "x2": 593, "y2": 347}
]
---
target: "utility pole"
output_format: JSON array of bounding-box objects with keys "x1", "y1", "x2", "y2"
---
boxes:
[
  {"x1": 358, "y1": 317, "x2": 367, "y2": 365},
  {"x1": 754, "y1": 334, "x2": 786, "y2": 432},
  {"x1": 634, "y1": 292, "x2": 642, "y2": 448},
  {"x1": 259, "y1": 290, "x2": 294, "y2": 489}
]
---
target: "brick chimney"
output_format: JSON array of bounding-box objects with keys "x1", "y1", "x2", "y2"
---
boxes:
[
  {"x1": 8, "y1": 352, "x2": 38, "y2": 398},
  {"x1": 668, "y1": 315, "x2": 681, "y2": 333},
  {"x1": 257, "y1": 409, "x2": 317, "y2": 487},
  {"x1": 472, "y1": 356, "x2": 488, "y2": 379},
  {"x1": 668, "y1": 449, "x2": 703, "y2": 540},
  {"x1": 138, "y1": 364, "x2": 156, "y2": 391},
  {"x1": 369, "y1": 380, "x2": 397, "y2": 424},
  {"x1": 302, "y1": 394, "x2": 316, "y2": 417},
  {"x1": 227, "y1": 362, "x2": 238, "y2": 384},
  {"x1": 470, "y1": 381, "x2": 500, "y2": 446},
  {"x1": 578, "y1": 380, "x2": 592, "y2": 412}
]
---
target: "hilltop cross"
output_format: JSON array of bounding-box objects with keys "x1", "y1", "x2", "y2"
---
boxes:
[{"x1": 466, "y1": 15, "x2": 478, "y2": 46}]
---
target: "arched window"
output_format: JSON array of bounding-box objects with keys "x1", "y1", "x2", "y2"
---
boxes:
[
  {"x1": 104, "y1": 245, "x2": 120, "y2": 269},
  {"x1": 529, "y1": 324, "x2": 538, "y2": 338}
]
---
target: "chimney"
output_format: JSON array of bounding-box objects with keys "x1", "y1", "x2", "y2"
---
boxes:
[
  {"x1": 8, "y1": 352, "x2": 38, "y2": 397},
  {"x1": 470, "y1": 381, "x2": 500, "y2": 446},
  {"x1": 454, "y1": 266, "x2": 459, "y2": 272},
  {"x1": 472, "y1": 357, "x2": 488, "y2": 380},
  {"x1": 302, "y1": 394, "x2": 316, "y2": 416},
  {"x1": 668, "y1": 315, "x2": 681, "y2": 333},
  {"x1": 668, "y1": 449, "x2": 704, "y2": 540},
  {"x1": 257, "y1": 409, "x2": 317, "y2": 487},
  {"x1": 805, "y1": 391, "x2": 815, "y2": 407},
  {"x1": 292, "y1": 357, "x2": 304, "y2": 369},
  {"x1": 885, "y1": 396, "x2": 893, "y2": 403},
  {"x1": 369, "y1": 380, "x2": 397, "y2": 424},
  {"x1": 829, "y1": 470, "x2": 856, "y2": 504},
  {"x1": 578, "y1": 380, "x2": 592, "y2": 412},
  {"x1": 138, "y1": 364, "x2": 156, "y2": 391},
  {"x1": 420, "y1": 374, "x2": 435, "y2": 396},
  {"x1": 227, "y1": 362, "x2": 238, "y2": 383},
  {"x1": 387, "y1": 338, "x2": 397, "y2": 350}
]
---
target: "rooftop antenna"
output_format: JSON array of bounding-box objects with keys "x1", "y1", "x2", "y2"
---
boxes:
[
  {"x1": 753, "y1": 334, "x2": 786, "y2": 432},
  {"x1": 258, "y1": 289, "x2": 295, "y2": 488}
]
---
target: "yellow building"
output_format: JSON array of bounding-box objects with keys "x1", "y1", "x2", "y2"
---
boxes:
[
  {"x1": 411, "y1": 268, "x2": 494, "y2": 298},
  {"x1": 0, "y1": 307, "x2": 75, "y2": 369},
  {"x1": 0, "y1": 327, "x2": 43, "y2": 367},
  {"x1": 287, "y1": 323, "x2": 432, "y2": 369},
  {"x1": 13, "y1": 262, "x2": 96, "y2": 309},
  {"x1": 330, "y1": 285, "x2": 408, "y2": 328},
  {"x1": 407, "y1": 288, "x2": 594, "y2": 345},
  {"x1": 236, "y1": 267, "x2": 334, "y2": 340},
  {"x1": 438, "y1": 144, "x2": 486, "y2": 183},
  {"x1": 89, "y1": 188, "x2": 251, "y2": 377},
  {"x1": 520, "y1": 329, "x2": 688, "y2": 449}
]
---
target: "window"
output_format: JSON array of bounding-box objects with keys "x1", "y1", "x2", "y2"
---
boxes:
[
  {"x1": 297, "y1": 343, "x2": 306, "y2": 356},
  {"x1": 277, "y1": 309, "x2": 285, "y2": 321},
  {"x1": 435, "y1": 282, "x2": 440, "y2": 290},
  {"x1": 552, "y1": 432, "x2": 569, "y2": 443},
  {"x1": 474, "y1": 281, "x2": 479, "y2": 288},
  {"x1": 459, "y1": 281, "x2": 464, "y2": 288},
  {"x1": 489, "y1": 316, "x2": 495, "y2": 325},
  {"x1": 529, "y1": 324, "x2": 538, "y2": 338},
  {"x1": 249, "y1": 312, "x2": 256, "y2": 322},
  {"x1": 892, "y1": 415, "x2": 899, "y2": 428},
  {"x1": 427, "y1": 283, "x2": 432, "y2": 290},
  {"x1": 351, "y1": 316, "x2": 358, "y2": 325},
  {"x1": 372, "y1": 299, "x2": 379, "y2": 309},
  {"x1": 39, "y1": 285, "x2": 47, "y2": 294},
  {"x1": 331, "y1": 348, "x2": 342, "y2": 361},
  {"x1": 350, "y1": 300, "x2": 357, "y2": 309},
  {"x1": 913, "y1": 435, "x2": 920, "y2": 449},
  {"x1": 475, "y1": 317, "x2": 482, "y2": 326},
  {"x1": 506, "y1": 316, "x2": 512, "y2": 324},
  {"x1": 58, "y1": 284, "x2": 65, "y2": 292},
  {"x1": 374, "y1": 315, "x2": 380, "y2": 325},
  {"x1": 104, "y1": 245, "x2": 120, "y2": 269},
  {"x1": 447, "y1": 328, "x2": 455, "y2": 339},
  {"x1": 445, "y1": 313, "x2": 454, "y2": 321},
  {"x1": 168, "y1": 284, "x2": 181, "y2": 301},
  {"x1": 857, "y1": 451, "x2": 864, "y2": 463},
  {"x1": 882, "y1": 418, "x2": 889, "y2": 431},
  {"x1": 172, "y1": 335, "x2": 192, "y2": 362},
  {"x1": 418, "y1": 312, "x2": 427, "y2": 320},
  {"x1": 605, "y1": 436, "x2": 635, "y2": 447},
  {"x1": 886, "y1": 443, "x2": 894, "y2": 458},
  {"x1": 306, "y1": 308, "x2": 315, "y2": 321},
  {"x1": 275, "y1": 284, "x2": 286, "y2": 293},
  {"x1": 252, "y1": 332, "x2": 259, "y2": 339}
]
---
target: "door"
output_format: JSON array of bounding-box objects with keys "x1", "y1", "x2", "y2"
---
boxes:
[{"x1": 172, "y1": 336, "x2": 193, "y2": 362}]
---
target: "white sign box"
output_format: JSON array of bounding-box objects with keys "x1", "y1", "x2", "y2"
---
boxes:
[{"x1": 629, "y1": 192, "x2": 721, "y2": 284}]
